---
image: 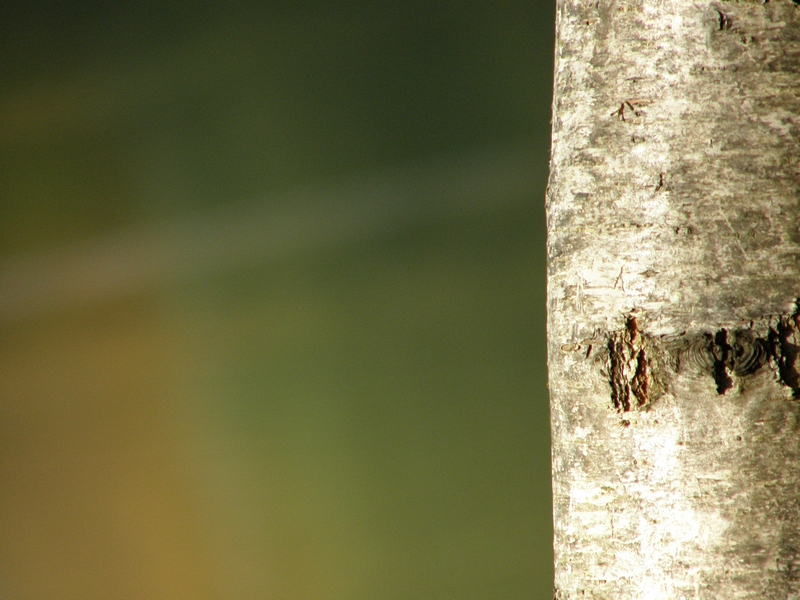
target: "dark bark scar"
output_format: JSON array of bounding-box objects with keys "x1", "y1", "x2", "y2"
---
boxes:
[
  {"x1": 577, "y1": 301, "x2": 800, "y2": 411},
  {"x1": 564, "y1": 301, "x2": 800, "y2": 411}
]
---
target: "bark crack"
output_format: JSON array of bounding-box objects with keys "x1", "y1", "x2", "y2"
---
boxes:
[
  {"x1": 716, "y1": 9, "x2": 732, "y2": 32},
  {"x1": 712, "y1": 329, "x2": 734, "y2": 394},
  {"x1": 608, "y1": 316, "x2": 656, "y2": 411}
]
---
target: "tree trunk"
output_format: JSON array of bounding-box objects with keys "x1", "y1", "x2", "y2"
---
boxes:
[{"x1": 547, "y1": 1, "x2": 800, "y2": 598}]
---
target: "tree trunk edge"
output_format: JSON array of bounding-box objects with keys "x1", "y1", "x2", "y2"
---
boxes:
[{"x1": 547, "y1": 1, "x2": 800, "y2": 598}]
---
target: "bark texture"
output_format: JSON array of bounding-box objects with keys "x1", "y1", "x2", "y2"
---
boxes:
[{"x1": 547, "y1": 1, "x2": 800, "y2": 598}]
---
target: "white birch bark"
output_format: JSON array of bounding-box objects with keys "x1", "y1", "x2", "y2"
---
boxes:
[{"x1": 547, "y1": 1, "x2": 800, "y2": 598}]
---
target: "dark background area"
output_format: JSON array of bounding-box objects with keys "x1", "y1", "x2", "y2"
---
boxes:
[{"x1": 0, "y1": 2, "x2": 555, "y2": 598}]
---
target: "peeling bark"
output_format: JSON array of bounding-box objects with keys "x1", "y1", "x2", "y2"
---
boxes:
[{"x1": 547, "y1": 1, "x2": 800, "y2": 598}]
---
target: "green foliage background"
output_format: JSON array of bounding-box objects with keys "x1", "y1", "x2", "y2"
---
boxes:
[{"x1": 0, "y1": 2, "x2": 554, "y2": 598}]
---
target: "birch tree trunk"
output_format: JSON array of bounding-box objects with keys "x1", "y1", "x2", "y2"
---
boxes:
[{"x1": 547, "y1": 1, "x2": 800, "y2": 598}]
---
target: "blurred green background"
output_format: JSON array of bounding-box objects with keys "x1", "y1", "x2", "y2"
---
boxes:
[{"x1": 0, "y1": 2, "x2": 553, "y2": 598}]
